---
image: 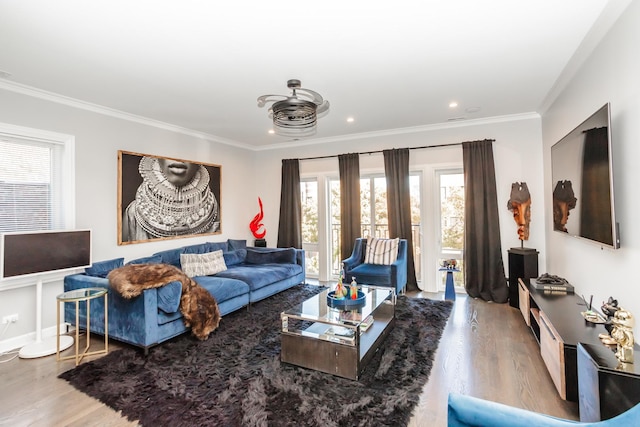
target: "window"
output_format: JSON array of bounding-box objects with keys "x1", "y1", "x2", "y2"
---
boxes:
[
  {"x1": 300, "y1": 179, "x2": 319, "y2": 276},
  {"x1": 0, "y1": 125, "x2": 74, "y2": 233},
  {"x1": 329, "y1": 174, "x2": 422, "y2": 279},
  {"x1": 437, "y1": 170, "x2": 464, "y2": 289}
]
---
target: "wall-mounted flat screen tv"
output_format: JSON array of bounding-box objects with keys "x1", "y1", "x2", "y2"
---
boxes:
[
  {"x1": 551, "y1": 103, "x2": 619, "y2": 249},
  {"x1": 0, "y1": 229, "x2": 92, "y2": 279}
]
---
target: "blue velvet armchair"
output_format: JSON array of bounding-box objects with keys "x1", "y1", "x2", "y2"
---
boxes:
[
  {"x1": 342, "y1": 237, "x2": 408, "y2": 294},
  {"x1": 447, "y1": 393, "x2": 640, "y2": 427}
]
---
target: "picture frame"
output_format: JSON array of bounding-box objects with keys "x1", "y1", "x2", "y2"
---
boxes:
[{"x1": 117, "y1": 150, "x2": 222, "y2": 245}]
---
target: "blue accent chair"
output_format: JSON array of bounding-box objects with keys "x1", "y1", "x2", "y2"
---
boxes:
[
  {"x1": 447, "y1": 393, "x2": 640, "y2": 426},
  {"x1": 342, "y1": 238, "x2": 408, "y2": 294}
]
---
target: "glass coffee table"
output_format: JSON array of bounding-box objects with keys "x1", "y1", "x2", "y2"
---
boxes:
[{"x1": 280, "y1": 285, "x2": 395, "y2": 380}]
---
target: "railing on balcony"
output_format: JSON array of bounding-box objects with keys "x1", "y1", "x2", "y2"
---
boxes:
[{"x1": 331, "y1": 223, "x2": 422, "y2": 280}]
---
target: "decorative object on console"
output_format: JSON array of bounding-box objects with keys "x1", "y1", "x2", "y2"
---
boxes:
[
  {"x1": 533, "y1": 273, "x2": 574, "y2": 293},
  {"x1": 601, "y1": 296, "x2": 620, "y2": 334},
  {"x1": 257, "y1": 79, "x2": 330, "y2": 137},
  {"x1": 441, "y1": 259, "x2": 457, "y2": 269},
  {"x1": 506, "y1": 181, "x2": 531, "y2": 245},
  {"x1": 610, "y1": 308, "x2": 634, "y2": 364},
  {"x1": 118, "y1": 150, "x2": 221, "y2": 245},
  {"x1": 250, "y1": 197, "x2": 267, "y2": 247}
]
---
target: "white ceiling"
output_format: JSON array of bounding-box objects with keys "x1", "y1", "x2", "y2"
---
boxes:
[{"x1": 0, "y1": 1, "x2": 625, "y2": 149}]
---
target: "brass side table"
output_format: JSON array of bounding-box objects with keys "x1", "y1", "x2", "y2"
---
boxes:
[{"x1": 56, "y1": 287, "x2": 108, "y2": 365}]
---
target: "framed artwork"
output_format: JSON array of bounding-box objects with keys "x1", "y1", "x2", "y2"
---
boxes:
[{"x1": 118, "y1": 150, "x2": 222, "y2": 245}]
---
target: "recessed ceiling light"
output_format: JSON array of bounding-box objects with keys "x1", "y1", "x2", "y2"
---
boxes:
[
  {"x1": 449, "y1": 102, "x2": 458, "y2": 108},
  {"x1": 268, "y1": 129, "x2": 275, "y2": 134},
  {"x1": 347, "y1": 117, "x2": 355, "y2": 123}
]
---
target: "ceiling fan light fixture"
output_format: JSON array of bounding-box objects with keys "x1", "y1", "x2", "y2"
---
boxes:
[{"x1": 257, "y1": 79, "x2": 329, "y2": 137}]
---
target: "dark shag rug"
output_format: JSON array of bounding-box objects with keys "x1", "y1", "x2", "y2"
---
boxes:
[{"x1": 59, "y1": 284, "x2": 453, "y2": 427}]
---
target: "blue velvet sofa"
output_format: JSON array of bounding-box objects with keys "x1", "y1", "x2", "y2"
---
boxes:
[
  {"x1": 447, "y1": 393, "x2": 640, "y2": 426},
  {"x1": 63, "y1": 239, "x2": 305, "y2": 353},
  {"x1": 342, "y1": 237, "x2": 408, "y2": 294}
]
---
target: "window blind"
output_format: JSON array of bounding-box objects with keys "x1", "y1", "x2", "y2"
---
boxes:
[{"x1": 0, "y1": 138, "x2": 65, "y2": 232}]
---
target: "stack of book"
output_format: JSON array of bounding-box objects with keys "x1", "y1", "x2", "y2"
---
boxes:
[
  {"x1": 360, "y1": 315, "x2": 374, "y2": 332},
  {"x1": 532, "y1": 275, "x2": 574, "y2": 294},
  {"x1": 324, "y1": 326, "x2": 356, "y2": 342}
]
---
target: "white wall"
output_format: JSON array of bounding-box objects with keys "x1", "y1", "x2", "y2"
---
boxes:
[
  {"x1": 0, "y1": 63, "x2": 551, "y2": 349},
  {"x1": 542, "y1": 1, "x2": 640, "y2": 335},
  {"x1": 254, "y1": 115, "x2": 545, "y2": 291},
  {"x1": 0, "y1": 90, "x2": 256, "y2": 347}
]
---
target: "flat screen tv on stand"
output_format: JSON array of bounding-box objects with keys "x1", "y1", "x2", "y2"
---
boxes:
[{"x1": 0, "y1": 229, "x2": 92, "y2": 359}]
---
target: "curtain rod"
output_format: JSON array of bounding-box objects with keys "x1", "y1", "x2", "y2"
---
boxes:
[{"x1": 296, "y1": 141, "x2": 482, "y2": 161}]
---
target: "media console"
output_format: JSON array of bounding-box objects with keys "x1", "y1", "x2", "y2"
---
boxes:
[{"x1": 517, "y1": 278, "x2": 604, "y2": 401}]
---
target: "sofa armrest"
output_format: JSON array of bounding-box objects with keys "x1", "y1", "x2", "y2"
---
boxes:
[
  {"x1": 64, "y1": 273, "x2": 165, "y2": 347},
  {"x1": 295, "y1": 248, "x2": 306, "y2": 278},
  {"x1": 447, "y1": 393, "x2": 580, "y2": 427},
  {"x1": 342, "y1": 238, "x2": 365, "y2": 270}
]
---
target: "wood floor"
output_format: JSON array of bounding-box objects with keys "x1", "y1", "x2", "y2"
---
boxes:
[{"x1": 0, "y1": 290, "x2": 578, "y2": 427}]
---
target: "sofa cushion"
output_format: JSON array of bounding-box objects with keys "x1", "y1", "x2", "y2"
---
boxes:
[
  {"x1": 126, "y1": 254, "x2": 162, "y2": 265},
  {"x1": 156, "y1": 281, "x2": 182, "y2": 314},
  {"x1": 245, "y1": 248, "x2": 296, "y2": 265},
  {"x1": 350, "y1": 264, "x2": 393, "y2": 286},
  {"x1": 223, "y1": 249, "x2": 247, "y2": 266},
  {"x1": 215, "y1": 263, "x2": 303, "y2": 291},
  {"x1": 85, "y1": 258, "x2": 124, "y2": 278},
  {"x1": 208, "y1": 241, "x2": 228, "y2": 253},
  {"x1": 193, "y1": 275, "x2": 250, "y2": 302},
  {"x1": 227, "y1": 239, "x2": 247, "y2": 251},
  {"x1": 153, "y1": 247, "x2": 184, "y2": 267},
  {"x1": 364, "y1": 237, "x2": 399, "y2": 265},
  {"x1": 180, "y1": 250, "x2": 227, "y2": 278},
  {"x1": 182, "y1": 243, "x2": 212, "y2": 255}
]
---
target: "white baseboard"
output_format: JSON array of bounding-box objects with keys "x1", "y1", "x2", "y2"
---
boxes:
[{"x1": 0, "y1": 323, "x2": 71, "y2": 355}]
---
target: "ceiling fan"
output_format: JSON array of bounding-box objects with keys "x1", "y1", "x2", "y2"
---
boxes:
[{"x1": 257, "y1": 79, "x2": 330, "y2": 137}]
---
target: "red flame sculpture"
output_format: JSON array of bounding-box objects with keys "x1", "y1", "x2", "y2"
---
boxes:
[{"x1": 250, "y1": 197, "x2": 266, "y2": 239}]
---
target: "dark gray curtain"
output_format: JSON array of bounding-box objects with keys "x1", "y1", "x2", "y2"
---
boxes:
[
  {"x1": 277, "y1": 159, "x2": 302, "y2": 248},
  {"x1": 383, "y1": 148, "x2": 418, "y2": 292},
  {"x1": 580, "y1": 127, "x2": 613, "y2": 245},
  {"x1": 338, "y1": 153, "x2": 361, "y2": 262},
  {"x1": 462, "y1": 140, "x2": 508, "y2": 303}
]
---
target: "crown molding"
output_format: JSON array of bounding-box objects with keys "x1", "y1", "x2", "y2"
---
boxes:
[
  {"x1": 1, "y1": 79, "x2": 540, "y2": 153},
  {"x1": 253, "y1": 112, "x2": 541, "y2": 151},
  {"x1": 0, "y1": 80, "x2": 256, "y2": 151}
]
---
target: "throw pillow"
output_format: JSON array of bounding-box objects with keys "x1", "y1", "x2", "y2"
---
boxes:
[
  {"x1": 207, "y1": 241, "x2": 228, "y2": 253},
  {"x1": 227, "y1": 239, "x2": 247, "y2": 251},
  {"x1": 364, "y1": 237, "x2": 400, "y2": 265},
  {"x1": 223, "y1": 249, "x2": 247, "y2": 266},
  {"x1": 85, "y1": 258, "x2": 124, "y2": 278},
  {"x1": 180, "y1": 250, "x2": 227, "y2": 278}
]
